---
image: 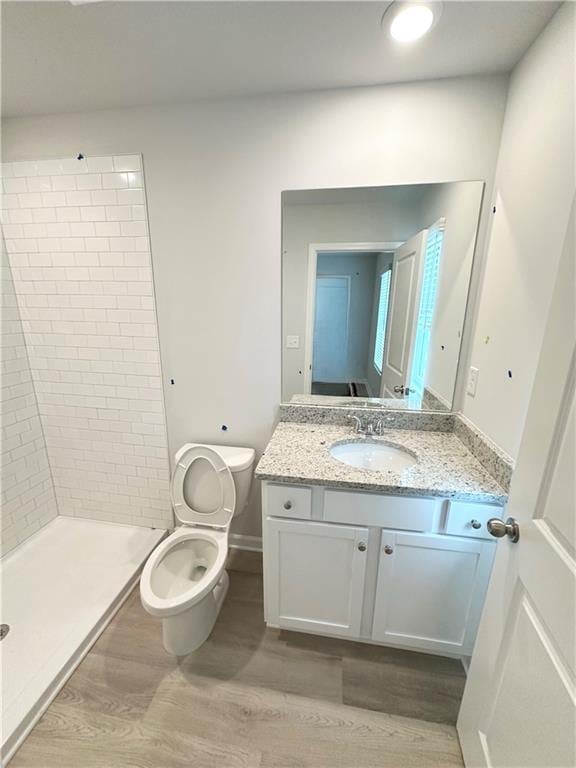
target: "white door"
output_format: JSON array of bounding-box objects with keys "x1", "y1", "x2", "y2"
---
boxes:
[
  {"x1": 312, "y1": 275, "x2": 350, "y2": 382},
  {"x1": 457, "y1": 211, "x2": 576, "y2": 767},
  {"x1": 265, "y1": 518, "x2": 368, "y2": 638},
  {"x1": 372, "y1": 531, "x2": 495, "y2": 656},
  {"x1": 380, "y1": 231, "x2": 427, "y2": 398}
]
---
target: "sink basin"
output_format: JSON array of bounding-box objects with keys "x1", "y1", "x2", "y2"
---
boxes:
[{"x1": 330, "y1": 440, "x2": 417, "y2": 472}]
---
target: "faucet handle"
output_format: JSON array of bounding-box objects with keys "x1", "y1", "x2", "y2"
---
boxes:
[{"x1": 348, "y1": 415, "x2": 362, "y2": 432}]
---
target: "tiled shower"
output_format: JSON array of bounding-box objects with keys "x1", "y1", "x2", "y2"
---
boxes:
[
  {"x1": 1, "y1": 155, "x2": 173, "y2": 758},
  {"x1": 1, "y1": 246, "x2": 58, "y2": 553},
  {"x1": 1, "y1": 154, "x2": 173, "y2": 551}
]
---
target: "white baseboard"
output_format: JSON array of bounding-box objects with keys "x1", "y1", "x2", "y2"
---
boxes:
[{"x1": 229, "y1": 533, "x2": 262, "y2": 552}]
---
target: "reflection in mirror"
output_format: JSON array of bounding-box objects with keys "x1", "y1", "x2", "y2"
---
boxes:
[{"x1": 282, "y1": 182, "x2": 484, "y2": 411}]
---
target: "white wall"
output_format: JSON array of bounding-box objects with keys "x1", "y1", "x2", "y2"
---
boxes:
[
  {"x1": 3, "y1": 75, "x2": 508, "y2": 536},
  {"x1": 1, "y1": 245, "x2": 58, "y2": 554},
  {"x1": 2, "y1": 155, "x2": 173, "y2": 529},
  {"x1": 462, "y1": 4, "x2": 575, "y2": 459}
]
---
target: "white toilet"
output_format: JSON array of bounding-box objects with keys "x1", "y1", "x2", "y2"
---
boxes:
[{"x1": 140, "y1": 442, "x2": 255, "y2": 655}]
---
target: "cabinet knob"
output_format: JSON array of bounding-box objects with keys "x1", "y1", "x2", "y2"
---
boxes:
[
  {"x1": 470, "y1": 519, "x2": 482, "y2": 530},
  {"x1": 283, "y1": 501, "x2": 292, "y2": 510},
  {"x1": 383, "y1": 545, "x2": 394, "y2": 555},
  {"x1": 357, "y1": 542, "x2": 367, "y2": 552}
]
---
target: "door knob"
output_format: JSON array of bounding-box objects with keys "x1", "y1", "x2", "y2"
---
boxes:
[
  {"x1": 357, "y1": 542, "x2": 367, "y2": 552},
  {"x1": 393, "y1": 385, "x2": 405, "y2": 394},
  {"x1": 470, "y1": 519, "x2": 482, "y2": 530},
  {"x1": 383, "y1": 544, "x2": 394, "y2": 555},
  {"x1": 487, "y1": 517, "x2": 520, "y2": 543}
]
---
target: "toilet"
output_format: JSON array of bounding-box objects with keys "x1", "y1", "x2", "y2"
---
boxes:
[{"x1": 140, "y1": 442, "x2": 255, "y2": 655}]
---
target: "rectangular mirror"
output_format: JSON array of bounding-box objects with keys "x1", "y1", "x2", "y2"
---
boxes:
[{"x1": 282, "y1": 181, "x2": 484, "y2": 412}]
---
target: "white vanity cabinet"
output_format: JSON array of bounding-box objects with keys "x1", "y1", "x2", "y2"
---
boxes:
[
  {"x1": 265, "y1": 519, "x2": 368, "y2": 637},
  {"x1": 372, "y1": 531, "x2": 495, "y2": 656},
  {"x1": 262, "y1": 482, "x2": 500, "y2": 658}
]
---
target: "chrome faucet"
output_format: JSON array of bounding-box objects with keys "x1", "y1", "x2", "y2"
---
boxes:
[
  {"x1": 349, "y1": 413, "x2": 397, "y2": 437},
  {"x1": 348, "y1": 415, "x2": 384, "y2": 437}
]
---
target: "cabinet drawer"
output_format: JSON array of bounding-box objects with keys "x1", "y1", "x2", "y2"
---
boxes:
[
  {"x1": 444, "y1": 501, "x2": 504, "y2": 540},
  {"x1": 264, "y1": 483, "x2": 312, "y2": 519},
  {"x1": 323, "y1": 489, "x2": 438, "y2": 531}
]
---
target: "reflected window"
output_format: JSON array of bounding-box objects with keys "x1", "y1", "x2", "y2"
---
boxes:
[
  {"x1": 411, "y1": 221, "x2": 445, "y2": 394},
  {"x1": 373, "y1": 270, "x2": 391, "y2": 374}
]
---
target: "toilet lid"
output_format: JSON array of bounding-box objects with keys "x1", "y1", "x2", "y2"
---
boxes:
[{"x1": 171, "y1": 445, "x2": 236, "y2": 527}]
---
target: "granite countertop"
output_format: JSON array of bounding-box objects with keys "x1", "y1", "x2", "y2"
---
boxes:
[{"x1": 255, "y1": 422, "x2": 507, "y2": 505}]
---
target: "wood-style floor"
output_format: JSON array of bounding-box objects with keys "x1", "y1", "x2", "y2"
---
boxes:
[{"x1": 11, "y1": 552, "x2": 465, "y2": 767}]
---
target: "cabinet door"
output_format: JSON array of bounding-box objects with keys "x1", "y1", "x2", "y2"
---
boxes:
[
  {"x1": 264, "y1": 518, "x2": 369, "y2": 638},
  {"x1": 372, "y1": 531, "x2": 495, "y2": 656}
]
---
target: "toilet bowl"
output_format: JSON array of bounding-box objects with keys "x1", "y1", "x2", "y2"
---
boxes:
[{"x1": 140, "y1": 442, "x2": 255, "y2": 655}]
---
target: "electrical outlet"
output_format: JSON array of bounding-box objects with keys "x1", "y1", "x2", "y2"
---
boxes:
[
  {"x1": 286, "y1": 335, "x2": 300, "y2": 349},
  {"x1": 467, "y1": 366, "x2": 479, "y2": 397}
]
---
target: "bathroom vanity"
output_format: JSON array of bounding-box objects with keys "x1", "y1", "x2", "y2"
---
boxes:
[
  {"x1": 256, "y1": 420, "x2": 508, "y2": 659},
  {"x1": 271, "y1": 178, "x2": 513, "y2": 661}
]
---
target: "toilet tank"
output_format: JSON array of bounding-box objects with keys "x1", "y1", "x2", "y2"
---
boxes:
[{"x1": 176, "y1": 443, "x2": 255, "y2": 516}]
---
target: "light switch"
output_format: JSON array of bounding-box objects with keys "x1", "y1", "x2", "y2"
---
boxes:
[
  {"x1": 467, "y1": 366, "x2": 479, "y2": 397},
  {"x1": 286, "y1": 335, "x2": 300, "y2": 349}
]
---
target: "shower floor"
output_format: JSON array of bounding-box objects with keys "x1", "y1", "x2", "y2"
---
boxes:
[{"x1": 0, "y1": 516, "x2": 165, "y2": 763}]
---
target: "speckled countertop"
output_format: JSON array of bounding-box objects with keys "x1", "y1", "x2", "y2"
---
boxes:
[{"x1": 256, "y1": 422, "x2": 507, "y2": 504}]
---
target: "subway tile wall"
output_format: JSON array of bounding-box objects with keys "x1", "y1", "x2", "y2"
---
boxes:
[
  {"x1": 1, "y1": 155, "x2": 173, "y2": 530},
  {"x1": 1, "y1": 245, "x2": 58, "y2": 555}
]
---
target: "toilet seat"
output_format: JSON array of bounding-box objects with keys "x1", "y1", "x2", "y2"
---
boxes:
[
  {"x1": 140, "y1": 527, "x2": 228, "y2": 617},
  {"x1": 171, "y1": 445, "x2": 236, "y2": 528}
]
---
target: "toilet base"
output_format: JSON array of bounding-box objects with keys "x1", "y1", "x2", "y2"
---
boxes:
[{"x1": 161, "y1": 569, "x2": 230, "y2": 656}]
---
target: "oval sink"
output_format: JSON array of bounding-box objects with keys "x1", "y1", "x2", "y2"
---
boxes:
[{"x1": 330, "y1": 441, "x2": 417, "y2": 472}]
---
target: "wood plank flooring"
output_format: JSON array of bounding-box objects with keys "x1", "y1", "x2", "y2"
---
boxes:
[{"x1": 11, "y1": 557, "x2": 465, "y2": 768}]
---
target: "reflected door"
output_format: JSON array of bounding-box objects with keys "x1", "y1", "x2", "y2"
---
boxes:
[
  {"x1": 312, "y1": 276, "x2": 350, "y2": 382},
  {"x1": 380, "y1": 231, "x2": 427, "y2": 398}
]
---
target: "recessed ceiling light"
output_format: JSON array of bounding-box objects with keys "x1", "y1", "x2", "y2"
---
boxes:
[{"x1": 385, "y1": 2, "x2": 442, "y2": 43}]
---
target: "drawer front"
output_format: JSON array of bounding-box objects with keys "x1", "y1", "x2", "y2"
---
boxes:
[
  {"x1": 323, "y1": 489, "x2": 438, "y2": 531},
  {"x1": 265, "y1": 483, "x2": 312, "y2": 519},
  {"x1": 444, "y1": 501, "x2": 504, "y2": 540}
]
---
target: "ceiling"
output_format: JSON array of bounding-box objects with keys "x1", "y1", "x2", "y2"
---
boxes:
[{"x1": 2, "y1": 1, "x2": 560, "y2": 118}]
